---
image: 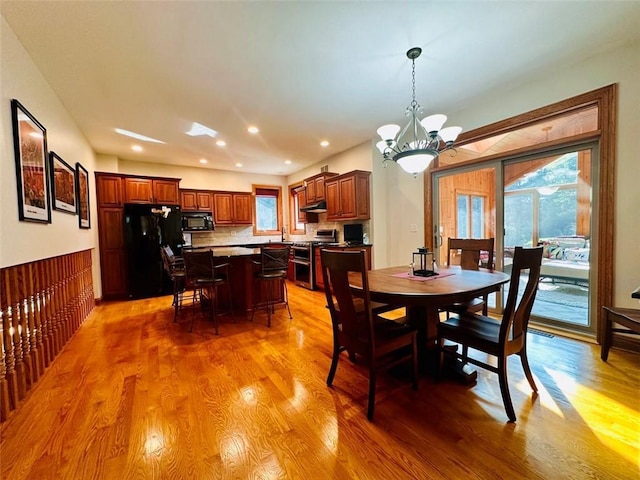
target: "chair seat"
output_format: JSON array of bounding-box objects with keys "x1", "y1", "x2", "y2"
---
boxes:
[
  {"x1": 439, "y1": 313, "x2": 505, "y2": 355},
  {"x1": 259, "y1": 270, "x2": 287, "y2": 279}
]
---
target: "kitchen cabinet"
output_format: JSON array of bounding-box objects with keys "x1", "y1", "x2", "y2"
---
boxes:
[
  {"x1": 325, "y1": 170, "x2": 371, "y2": 221},
  {"x1": 213, "y1": 191, "x2": 253, "y2": 225},
  {"x1": 180, "y1": 189, "x2": 213, "y2": 212},
  {"x1": 314, "y1": 245, "x2": 372, "y2": 291},
  {"x1": 124, "y1": 177, "x2": 180, "y2": 204},
  {"x1": 96, "y1": 174, "x2": 123, "y2": 207},
  {"x1": 294, "y1": 185, "x2": 307, "y2": 224},
  {"x1": 95, "y1": 172, "x2": 181, "y2": 299},
  {"x1": 303, "y1": 172, "x2": 338, "y2": 204}
]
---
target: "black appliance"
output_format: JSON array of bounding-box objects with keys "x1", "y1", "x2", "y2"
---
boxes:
[
  {"x1": 344, "y1": 223, "x2": 364, "y2": 245},
  {"x1": 291, "y1": 229, "x2": 337, "y2": 290},
  {"x1": 181, "y1": 211, "x2": 214, "y2": 231},
  {"x1": 124, "y1": 204, "x2": 184, "y2": 299}
]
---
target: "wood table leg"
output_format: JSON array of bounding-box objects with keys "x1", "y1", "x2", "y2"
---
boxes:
[{"x1": 406, "y1": 304, "x2": 478, "y2": 383}]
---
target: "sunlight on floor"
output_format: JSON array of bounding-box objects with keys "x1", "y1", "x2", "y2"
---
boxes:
[
  {"x1": 517, "y1": 377, "x2": 564, "y2": 418},
  {"x1": 544, "y1": 368, "x2": 639, "y2": 464}
]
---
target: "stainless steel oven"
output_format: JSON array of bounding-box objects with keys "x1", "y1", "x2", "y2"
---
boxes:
[
  {"x1": 291, "y1": 229, "x2": 337, "y2": 290},
  {"x1": 292, "y1": 243, "x2": 313, "y2": 289}
]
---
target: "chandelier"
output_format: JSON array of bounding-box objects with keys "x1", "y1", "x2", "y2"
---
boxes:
[{"x1": 376, "y1": 47, "x2": 462, "y2": 177}]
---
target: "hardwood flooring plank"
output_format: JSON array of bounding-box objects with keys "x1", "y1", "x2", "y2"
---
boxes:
[{"x1": 1, "y1": 286, "x2": 638, "y2": 479}]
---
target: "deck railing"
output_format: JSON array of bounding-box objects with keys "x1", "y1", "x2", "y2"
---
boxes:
[{"x1": 0, "y1": 249, "x2": 95, "y2": 422}]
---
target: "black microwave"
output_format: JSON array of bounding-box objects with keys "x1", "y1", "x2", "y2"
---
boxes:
[{"x1": 181, "y1": 212, "x2": 214, "y2": 231}]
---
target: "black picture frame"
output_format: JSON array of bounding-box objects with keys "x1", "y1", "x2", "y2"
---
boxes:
[
  {"x1": 11, "y1": 99, "x2": 51, "y2": 223},
  {"x1": 76, "y1": 162, "x2": 90, "y2": 229},
  {"x1": 49, "y1": 151, "x2": 77, "y2": 215}
]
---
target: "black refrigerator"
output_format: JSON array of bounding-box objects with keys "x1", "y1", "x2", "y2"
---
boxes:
[{"x1": 123, "y1": 204, "x2": 183, "y2": 299}]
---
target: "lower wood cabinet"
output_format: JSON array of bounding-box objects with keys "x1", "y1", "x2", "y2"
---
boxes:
[{"x1": 315, "y1": 245, "x2": 372, "y2": 291}]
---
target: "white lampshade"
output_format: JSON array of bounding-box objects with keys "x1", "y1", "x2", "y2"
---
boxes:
[
  {"x1": 439, "y1": 126, "x2": 462, "y2": 143},
  {"x1": 420, "y1": 114, "x2": 447, "y2": 132},
  {"x1": 377, "y1": 124, "x2": 401, "y2": 141},
  {"x1": 396, "y1": 152, "x2": 436, "y2": 174},
  {"x1": 376, "y1": 141, "x2": 388, "y2": 154}
]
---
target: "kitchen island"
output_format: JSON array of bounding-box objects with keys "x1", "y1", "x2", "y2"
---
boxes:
[{"x1": 183, "y1": 244, "x2": 287, "y2": 318}]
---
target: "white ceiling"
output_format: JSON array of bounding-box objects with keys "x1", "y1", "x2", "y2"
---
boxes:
[{"x1": 3, "y1": 1, "x2": 640, "y2": 176}]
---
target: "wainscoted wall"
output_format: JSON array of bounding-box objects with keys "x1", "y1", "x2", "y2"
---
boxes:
[{"x1": 0, "y1": 250, "x2": 95, "y2": 422}]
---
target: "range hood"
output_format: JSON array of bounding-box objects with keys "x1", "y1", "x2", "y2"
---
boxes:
[{"x1": 300, "y1": 201, "x2": 327, "y2": 213}]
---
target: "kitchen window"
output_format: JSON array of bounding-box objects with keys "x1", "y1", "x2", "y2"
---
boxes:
[
  {"x1": 289, "y1": 183, "x2": 306, "y2": 235},
  {"x1": 253, "y1": 185, "x2": 282, "y2": 235}
]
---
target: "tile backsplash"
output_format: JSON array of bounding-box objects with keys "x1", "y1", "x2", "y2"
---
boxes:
[{"x1": 188, "y1": 219, "x2": 370, "y2": 247}]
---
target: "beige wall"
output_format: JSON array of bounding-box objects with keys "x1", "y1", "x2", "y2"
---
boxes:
[
  {"x1": 1, "y1": 18, "x2": 100, "y2": 291},
  {"x1": 375, "y1": 39, "x2": 640, "y2": 309}
]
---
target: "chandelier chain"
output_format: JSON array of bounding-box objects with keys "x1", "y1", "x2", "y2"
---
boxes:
[{"x1": 411, "y1": 58, "x2": 417, "y2": 109}]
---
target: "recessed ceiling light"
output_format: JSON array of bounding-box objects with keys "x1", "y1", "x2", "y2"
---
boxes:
[
  {"x1": 115, "y1": 128, "x2": 164, "y2": 143},
  {"x1": 320, "y1": 140, "x2": 330, "y2": 147},
  {"x1": 186, "y1": 122, "x2": 218, "y2": 138},
  {"x1": 247, "y1": 126, "x2": 259, "y2": 134},
  {"x1": 131, "y1": 145, "x2": 143, "y2": 152},
  {"x1": 199, "y1": 159, "x2": 208, "y2": 164},
  {"x1": 235, "y1": 162, "x2": 243, "y2": 168},
  {"x1": 284, "y1": 160, "x2": 292, "y2": 165},
  {"x1": 216, "y1": 140, "x2": 226, "y2": 147}
]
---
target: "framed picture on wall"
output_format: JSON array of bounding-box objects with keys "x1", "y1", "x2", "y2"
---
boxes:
[
  {"x1": 49, "y1": 152, "x2": 76, "y2": 214},
  {"x1": 76, "y1": 162, "x2": 90, "y2": 229},
  {"x1": 11, "y1": 99, "x2": 51, "y2": 223}
]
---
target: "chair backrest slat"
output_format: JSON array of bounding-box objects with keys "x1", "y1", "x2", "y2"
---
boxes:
[
  {"x1": 500, "y1": 246, "x2": 543, "y2": 345},
  {"x1": 447, "y1": 238, "x2": 495, "y2": 270},
  {"x1": 183, "y1": 250, "x2": 214, "y2": 281},
  {"x1": 321, "y1": 249, "x2": 372, "y2": 341},
  {"x1": 261, "y1": 246, "x2": 290, "y2": 273}
]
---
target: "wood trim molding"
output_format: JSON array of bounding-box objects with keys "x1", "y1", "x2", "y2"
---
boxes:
[{"x1": 425, "y1": 84, "x2": 617, "y2": 343}]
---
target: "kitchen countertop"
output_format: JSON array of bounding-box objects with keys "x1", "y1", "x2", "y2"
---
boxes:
[{"x1": 186, "y1": 246, "x2": 261, "y2": 256}]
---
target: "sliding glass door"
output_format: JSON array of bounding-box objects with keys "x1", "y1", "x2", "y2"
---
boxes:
[
  {"x1": 503, "y1": 145, "x2": 596, "y2": 334},
  {"x1": 433, "y1": 143, "x2": 598, "y2": 335},
  {"x1": 434, "y1": 165, "x2": 500, "y2": 310}
]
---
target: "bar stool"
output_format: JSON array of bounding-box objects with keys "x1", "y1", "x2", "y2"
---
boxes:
[
  {"x1": 182, "y1": 250, "x2": 233, "y2": 334},
  {"x1": 161, "y1": 245, "x2": 186, "y2": 322},
  {"x1": 251, "y1": 246, "x2": 292, "y2": 327}
]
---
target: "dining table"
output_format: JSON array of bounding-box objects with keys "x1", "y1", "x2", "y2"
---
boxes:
[{"x1": 348, "y1": 265, "x2": 511, "y2": 379}]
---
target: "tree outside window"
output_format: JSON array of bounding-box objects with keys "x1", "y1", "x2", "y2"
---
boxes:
[{"x1": 253, "y1": 185, "x2": 282, "y2": 235}]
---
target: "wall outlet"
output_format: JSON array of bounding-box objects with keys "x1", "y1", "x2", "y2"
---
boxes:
[{"x1": 410, "y1": 224, "x2": 417, "y2": 233}]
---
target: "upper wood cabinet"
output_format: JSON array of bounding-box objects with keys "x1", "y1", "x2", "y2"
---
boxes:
[
  {"x1": 124, "y1": 177, "x2": 180, "y2": 204},
  {"x1": 326, "y1": 170, "x2": 371, "y2": 221},
  {"x1": 153, "y1": 179, "x2": 179, "y2": 204},
  {"x1": 304, "y1": 172, "x2": 338, "y2": 204},
  {"x1": 180, "y1": 189, "x2": 213, "y2": 212},
  {"x1": 213, "y1": 192, "x2": 253, "y2": 225},
  {"x1": 96, "y1": 174, "x2": 123, "y2": 207}
]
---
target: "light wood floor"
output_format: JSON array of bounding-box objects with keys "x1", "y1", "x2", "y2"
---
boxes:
[{"x1": 1, "y1": 284, "x2": 638, "y2": 479}]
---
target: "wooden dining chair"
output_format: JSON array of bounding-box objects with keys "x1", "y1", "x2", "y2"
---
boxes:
[
  {"x1": 443, "y1": 238, "x2": 495, "y2": 316},
  {"x1": 437, "y1": 246, "x2": 543, "y2": 422},
  {"x1": 321, "y1": 249, "x2": 418, "y2": 421},
  {"x1": 182, "y1": 250, "x2": 233, "y2": 334},
  {"x1": 251, "y1": 246, "x2": 292, "y2": 327}
]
